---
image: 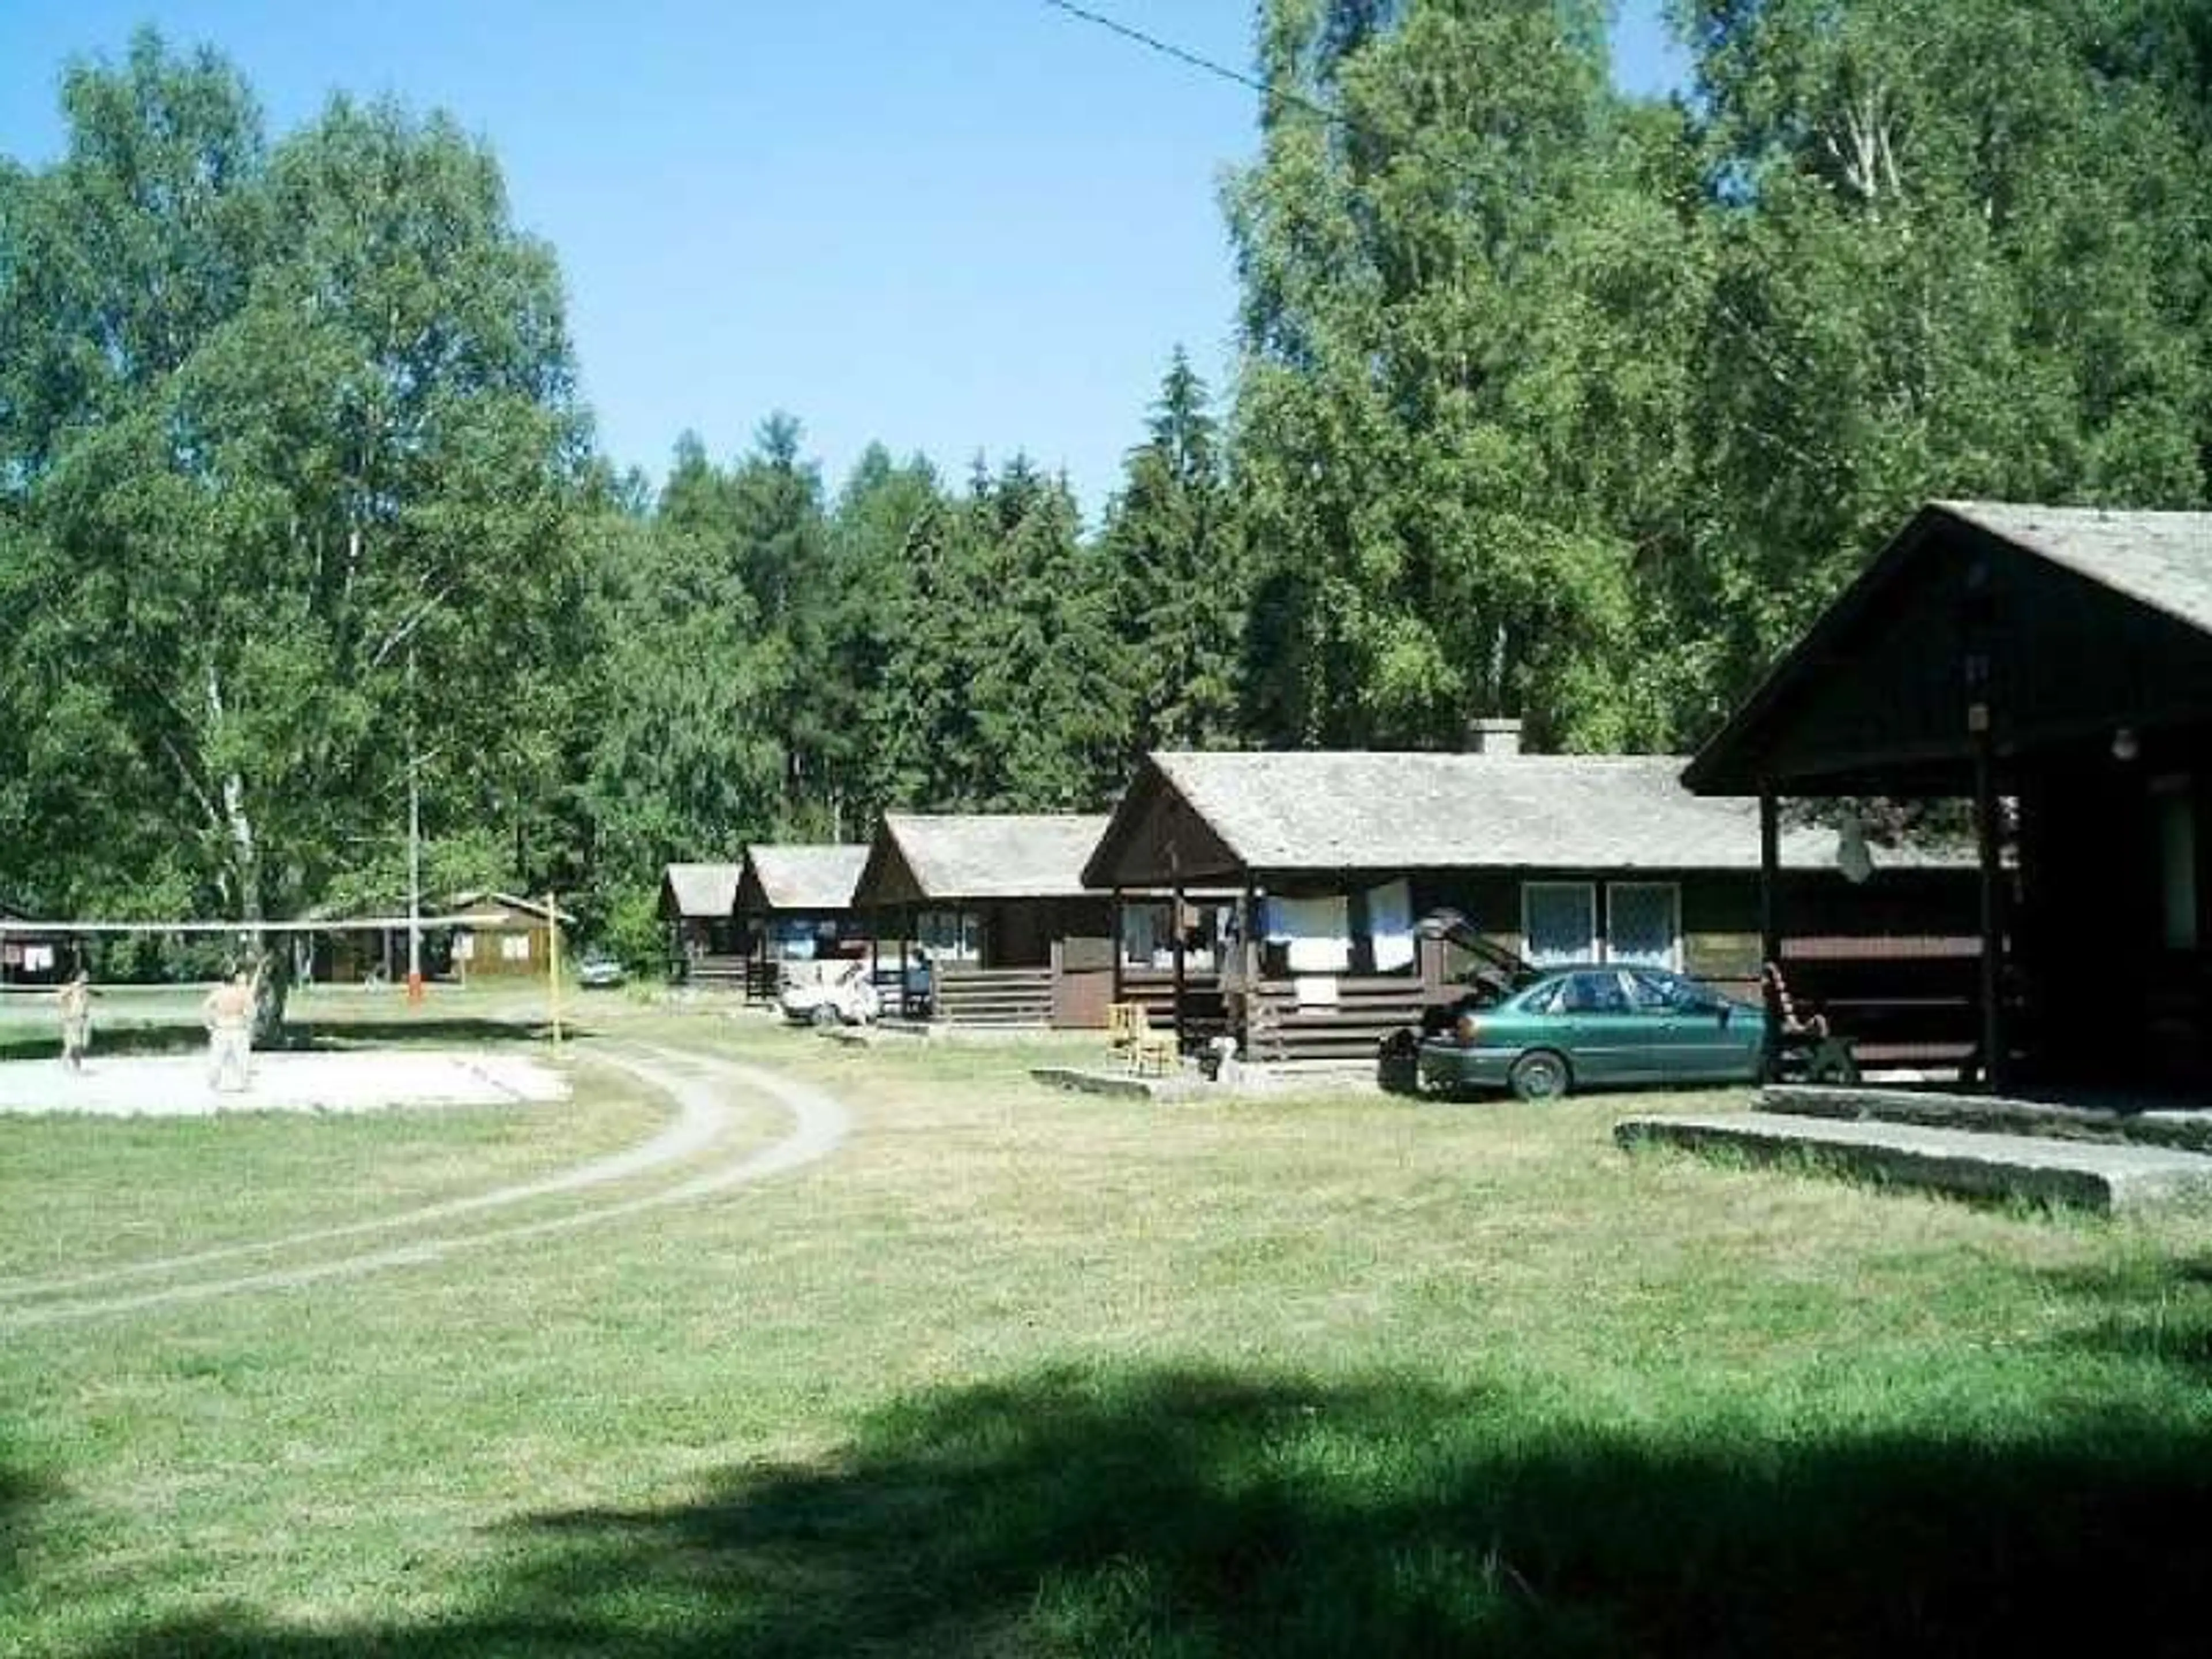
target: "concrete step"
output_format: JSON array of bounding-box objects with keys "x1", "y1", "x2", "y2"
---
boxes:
[
  {"x1": 1760, "y1": 1084, "x2": 2212, "y2": 1154},
  {"x1": 1615, "y1": 1109, "x2": 2212, "y2": 1213}
]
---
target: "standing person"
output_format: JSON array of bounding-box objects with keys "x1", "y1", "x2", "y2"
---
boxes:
[
  {"x1": 203, "y1": 963, "x2": 259, "y2": 1094},
  {"x1": 55, "y1": 968, "x2": 92, "y2": 1074}
]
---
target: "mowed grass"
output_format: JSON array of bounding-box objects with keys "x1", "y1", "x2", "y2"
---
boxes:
[{"x1": 6, "y1": 1012, "x2": 2212, "y2": 1656}]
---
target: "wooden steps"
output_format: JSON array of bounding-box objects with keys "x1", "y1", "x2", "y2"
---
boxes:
[{"x1": 935, "y1": 967, "x2": 1054, "y2": 1028}]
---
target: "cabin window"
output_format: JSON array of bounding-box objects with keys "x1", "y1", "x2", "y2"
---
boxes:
[
  {"x1": 1605, "y1": 882, "x2": 1682, "y2": 971},
  {"x1": 2157, "y1": 778, "x2": 2199, "y2": 951},
  {"x1": 453, "y1": 933, "x2": 474, "y2": 962},
  {"x1": 1522, "y1": 882, "x2": 1597, "y2": 967},
  {"x1": 499, "y1": 934, "x2": 531, "y2": 963},
  {"x1": 1120, "y1": 901, "x2": 1224, "y2": 971},
  {"x1": 917, "y1": 909, "x2": 982, "y2": 964}
]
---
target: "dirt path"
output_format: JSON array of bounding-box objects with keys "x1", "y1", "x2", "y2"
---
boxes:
[{"x1": 0, "y1": 1044, "x2": 850, "y2": 1330}]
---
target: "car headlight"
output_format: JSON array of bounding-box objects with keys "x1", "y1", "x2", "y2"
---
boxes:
[{"x1": 1453, "y1": 1012, "x2": 1480, "y2": 1046}]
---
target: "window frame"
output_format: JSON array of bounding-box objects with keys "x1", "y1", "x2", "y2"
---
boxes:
[
  {"x1": 1604, "y1": 880, "x2": 1684, "y2": 972},
  {"x1": 1521, "y1": 881, "x2": 1598, "y2": 968}
]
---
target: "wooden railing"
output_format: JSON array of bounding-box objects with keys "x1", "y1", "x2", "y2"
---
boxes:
[
  {"x1": 1244, "y1": 975, "x2": 1430, "y2": 1066},
  {"x1": 1775, "y1": 935, "x2": 1982, "y2": 1071},
  {"x1": 935, "y1": 965, "x2": 1055, "y2": 1027},
  {"x1": 1118, "y1": 967, "x2": 1225, "y2": 1037},
  {"x1": 683, "y1": 953, "x2": 748, "y2": 993}
]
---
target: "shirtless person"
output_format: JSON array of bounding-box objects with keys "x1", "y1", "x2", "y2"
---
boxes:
[
  {"x1": 203, "y1": 964, "x2": 259, "y2": 1094},
  {"x1": 56, "y1": 969, "x2": 91, "y2": 1073}
]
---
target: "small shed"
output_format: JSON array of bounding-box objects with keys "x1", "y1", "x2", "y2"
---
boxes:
[
  {"x1": 449, "y1": 892, "x2": 574, "y2": 980},
  {"x1": 1684, "y1": 500, "x2": 2212, "y2": 1093},
  {"x1": 659, "y1": 862, "x2": 743, "y2": 978},
  {"x1": 734, "y1": 843, "x2": 871, "y2": 1000},
  {"x1": 853, "y1": 814, "x2": 1115, "y2": 1028},
  {"x1": 1085, "y1": 747, "x2": 1974, "y2": 1066}
]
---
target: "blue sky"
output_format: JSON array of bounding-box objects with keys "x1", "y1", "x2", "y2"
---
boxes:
[{"x1": 0, "y1": 2, "x2": 1687, "y2": 518}]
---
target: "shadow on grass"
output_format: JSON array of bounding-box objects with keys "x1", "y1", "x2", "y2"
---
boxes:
[
  {"x1": 0, "y1": 1460, "x2": 53, "y2": 1596},
  {"x1": 79, "y1": 1366, "x2": 2212, "y2": 1657},
  {"x1": 2032, "y1": 1254, "x2": 2212, "y2": 1384},
  {"x1": 0, "y1": 1018, "x2": 588, "y2": 1065}
]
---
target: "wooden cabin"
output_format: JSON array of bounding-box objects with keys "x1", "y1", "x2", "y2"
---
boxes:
[
  {"x1": 734, "y1": 843, "x2": 870, "y2": 1001},
  {"x1": 449, "y1": 892, "x2": 572, "y2": 980},
  {"x1": 1084, "y1": 745, "x2": 1975, "y2": 1067},
  {"x1": 854, "y1": 814, "x2": 1115, "y2": 1028},
  {"x1": 659, "y1": 863, "x2": 743, "y2": 984},
  {"x1": 0, "y1": 902, "x2": 68, "y2": 988},
  {"x1": 1684, "y1": 500, "x2": 2212, "y2": 1095}
]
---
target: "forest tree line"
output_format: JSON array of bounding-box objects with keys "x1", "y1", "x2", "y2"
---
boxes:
[{"x1": 3, "y1": 3, "x2": 2210, "y2": 960}]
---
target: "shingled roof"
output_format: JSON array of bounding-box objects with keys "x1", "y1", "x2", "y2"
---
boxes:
[
  {"x1": 661, "y1": 862, "x2": 743, "y2": 920},
  {"x1": 1937, "y1": 502, "x2": 2212, "y2": 635},
  {"x1": 855, "y1": 814, "x2": 1112, "y2": 906},
  {"x1": 1085, "y1": 751, "x2": 1859, "y2": 888},
  {"x1": 740, "y1": 844, "x2": 869, "y2": 913},
  {"x1": 1684, "y1": 500, "x2": 2212, "y2": 796}
]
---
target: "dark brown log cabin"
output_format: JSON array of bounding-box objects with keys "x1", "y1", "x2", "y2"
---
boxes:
[
  {"x1": 1685, "y1": 500, "x2": 2212, "y2": 1094},
  {"x1": 734, "y1": 844, "x2": 870, "y2": 1001},
  {"x1": 854, "y1": 814, "x2": 1115, "y2": 1028},
  {"x1": 1084, "y1": 745, "x2": 1975, "y2": 1068}
]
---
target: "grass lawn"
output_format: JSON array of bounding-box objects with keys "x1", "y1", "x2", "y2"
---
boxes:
[{"x1": 6, "y1": 1007, "x2": 2212, "y2": 1655}]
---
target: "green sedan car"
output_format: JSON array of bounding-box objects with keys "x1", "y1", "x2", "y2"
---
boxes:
[{"x1": 1416, "y1": 964, "x2": 1771, "y2": 1100}]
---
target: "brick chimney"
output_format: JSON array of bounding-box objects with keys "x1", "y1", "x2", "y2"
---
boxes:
[{"x1": 1467, "y1": 717, "x2": 1523, "y2": 756}]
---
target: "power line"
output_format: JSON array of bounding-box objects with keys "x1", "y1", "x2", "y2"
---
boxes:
[{"x1": 1035, "y1": 0, "x2": 1341, "y2": 128}]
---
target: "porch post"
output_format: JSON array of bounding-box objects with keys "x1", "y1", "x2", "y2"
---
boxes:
[
  {"x1": 1973, "y1": 726, "x2": 2008, "y2": 1092},
  {"x1": 899, "y1": 906, "x2": 911, "y2": 1019},
  {"x1": 1241, "y1": 876, "x2": 1260, "y2": 1058},
  {"x1": 1109, "y1": 887, "x2": 1123, "y2": 1010},
  {"x1": 1171, "y1": 882, "x2": 1189, "y2": 1052},
  {"x1": 1758, "y1": 785, "x2": 1782, "y2": 1081}
]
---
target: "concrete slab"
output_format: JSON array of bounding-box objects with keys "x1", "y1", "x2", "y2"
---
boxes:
[
  {"x1": 1760, "y1": 1084, "x2": 2212, "y2": 1154},
  {"x1": 1030, "y1": 1065, "x2": 1207, "y2": 1101},
  {"x1": 0, "y1": 1051, "x2": 569, "y2": 1118},
  {"x1": 1615, "y1": 1109, "x2": 2212, "y2": 1213}
]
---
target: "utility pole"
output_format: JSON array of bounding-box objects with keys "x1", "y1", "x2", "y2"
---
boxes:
[{"x1": 407, "y1": 645, "x2": 424, "y2": 1006}]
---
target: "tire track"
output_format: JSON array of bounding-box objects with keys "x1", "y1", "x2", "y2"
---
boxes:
[{"x1": 0, "y1": 1046, "x2": 849, "y2": 1330}]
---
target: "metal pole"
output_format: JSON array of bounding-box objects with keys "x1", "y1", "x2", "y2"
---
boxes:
[{"x1": 406, "y1": 646, "x2": 423, "y2": 1005}]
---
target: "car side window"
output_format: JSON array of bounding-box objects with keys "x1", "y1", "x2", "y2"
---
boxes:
[
  {"x1": 1626, "y1": 971, "x2": 1679, "y2": 1012},
  {"x1": 1560, "y1": 971, "x2": 1629, "y2": 1014}
]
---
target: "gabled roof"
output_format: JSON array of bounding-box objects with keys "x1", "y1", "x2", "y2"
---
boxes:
[
  {"x1": 1684, "y1": 501, "x2": 2212, "y2": 796},
  {"x1": 450, "y1": 890, "x2": 578, "y2": 926},
  {"x1": 1937, "y1": 501, "x2": 2212, "y2": 635},
  {"x1": 1085, "y1": 751, "x2": 1859, "y2": 888},
  {"x1": 739, "y1": 844, "x2": 868, "y2": 913},
  {"x1": 661, "y1": 862, "x2": 743, "y2": 919},
  {"x1": 855, "y1": 813, "x2": 1112, "y2": 906}
]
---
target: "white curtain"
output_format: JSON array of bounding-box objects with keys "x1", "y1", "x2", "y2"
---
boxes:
[
  {"x1": 1265, "y1": 896, "x2": 1351, "y2": 973},
  {"x1": 1366, "y1": 878, "x2": 1415, "y2": 972}
]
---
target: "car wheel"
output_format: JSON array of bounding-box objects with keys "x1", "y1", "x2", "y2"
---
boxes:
[
  {"x1": 810, "y1": 1002, "x2": 840, "y2": 1029},
  {"x1": 1508, "y1": 1050, "x2": 1571, "y2": 1102}
]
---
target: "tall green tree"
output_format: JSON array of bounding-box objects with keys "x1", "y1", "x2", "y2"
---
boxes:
[
  {"x1": 1100, "y1": 348, "x2": 1246, "y2": 755},
  {"x1": 1226, "y1": 0, "x2": 1675, "y2": 752},
  {"x1": 0, "y1": 33, "x2": 588, "y2": 1016},
  {"x1": 1666, "y1": 0, "x2": 2212, "y2": 725}
]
